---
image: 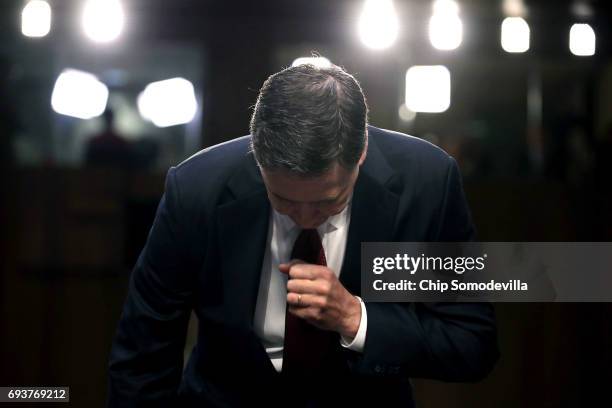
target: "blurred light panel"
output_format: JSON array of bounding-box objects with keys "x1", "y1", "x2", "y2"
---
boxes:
[
  {"x1": 21, "y1": 0, "x2": 51, "y2": 38},
  {"x1": 429, "y1": 0, "x2": 463, "y2": 50},
  {"x1": 357, "y1": 0, "x2": 399, "y2": 50},
  {"x1": 291, "y1": 57, "x2": 332, "y2": 68},
  {"x1": 82, "y1": 0, "x2": 124, "y2": 43},
  {"x1": 569, "y1": 23, "x2": 596, "y2": 56},
  {"x1": 398, "y1": 104, "x2": 417, "y2": 122},
  {"x1": 138, "y1": 78, "x2": 198, "y2": 128},
  {"x1": 502, "y1": 0, "x2": 527, "y2": 17},
  {"x1": 571, "y1": 2, "x2": 594, "y2": 18},
  {"x1": 51, "y1": 69, "x2": 109, "y2": 119},
  {"x1": 405, "y1": 66, "x2": 451, "y2": 113},
  {"x1": 501, "y1": 17, "x2": 530, "y2": 53}
]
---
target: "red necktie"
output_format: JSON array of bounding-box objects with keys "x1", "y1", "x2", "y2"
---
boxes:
[{"x1": 282, "y1": 229, "x2": 338, "y2": 377}]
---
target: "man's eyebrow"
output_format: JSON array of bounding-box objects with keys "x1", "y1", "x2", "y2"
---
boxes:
[
  {"x1": 271, "y1": 190, "x2": 340, "y2": 204},
  {"x1": 271, "y1": 191, "x2": 293, "y2": 202}
]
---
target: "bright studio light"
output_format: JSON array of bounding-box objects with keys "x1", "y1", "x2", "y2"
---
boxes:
[
  {"x1": 405, "y1": 66, "x2": 451, "y2": 113},
  {"x1": 21, "y1": 0, "x2": 51, "y2": 38},
  {"x1": 569, "y1": 23, "x2": 596, "y2": 56},
  {"x1": 501, "y1": 17, "x2": 530, "y2": 53},
  {"x1": 138, "y1": 78, "x2": 198, "y2": 128},
  {"x1": 358, "y1": 0, "x2": 400, "y2": 50},
  {"x1": 82, "y1": 0, "x2": 124, "y2": 43},
  {"x1": 429, "y1": 0, "x2": 463, "y2": 51},
  {"x1": 291, "y1": 57, "x2": 332, "y2": 68},
  {"x1": 51, "y1": 69, "x2": 109, "y2": 119}
]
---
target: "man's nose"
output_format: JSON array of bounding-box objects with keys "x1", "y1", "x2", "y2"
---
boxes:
[{"x1": 292, "y1": 204, "x2": 319, "y2": 225}]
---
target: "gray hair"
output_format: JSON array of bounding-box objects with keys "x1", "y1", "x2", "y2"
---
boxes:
[{"x1": 250, "y1": 64, "x2": 368, "y2": 175}]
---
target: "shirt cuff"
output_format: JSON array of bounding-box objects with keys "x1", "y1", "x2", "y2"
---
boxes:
[{"x1": 339, "y1": 296, "x2": 367, "y2": 352}]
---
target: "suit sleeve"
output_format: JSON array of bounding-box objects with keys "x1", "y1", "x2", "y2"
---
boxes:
[
  {"x1": 352, "y1": 157, "x2": 499, "y2": 381},
  {"x1": 107, "y1": 167, "x2": 195, "y2": 407}
]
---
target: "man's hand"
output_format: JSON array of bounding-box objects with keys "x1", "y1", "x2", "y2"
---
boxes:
[{"x1": 279, "y1": 260, "x2": 361, "y2": 339}]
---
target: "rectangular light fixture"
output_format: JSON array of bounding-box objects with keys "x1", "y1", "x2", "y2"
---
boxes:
[
  {"x1": 51, "y1": 69, "x2": 109, "y2": 119},
  {"x1": 569, "y1": 23, "x2": 596, "y2": 56},
  {"x1": 501, "y1": 17, "x2": 530, "y2": 53},
  {"x1": 21, "y1": 0, "x2": 51, "y2": 38},
  {"x1": 138, "y1": 78, "x2": 198, "y2": 128},
  {"x1": 405, "y1": 66, "x2": 451, "y2": 113}
]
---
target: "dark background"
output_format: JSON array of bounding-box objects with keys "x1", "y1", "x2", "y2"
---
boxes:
[{"x1": 1, "y1": 0, "x2": 611, "y2": 406}]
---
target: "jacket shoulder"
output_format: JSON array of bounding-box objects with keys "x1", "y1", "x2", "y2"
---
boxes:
[
  {"x1": 164, "y1": 135, "x2": 254, "y2": 213},
  {"x1": 367, "y1": 126, "x2": 453, "y2": 174},
  {"x1": 175, "y1": 135, "x2": 252, "y2": 177}
]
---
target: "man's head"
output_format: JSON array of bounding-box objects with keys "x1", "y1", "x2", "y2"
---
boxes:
[{"x1": 250, "y1": 64, "x2": 369, "y2": 228}]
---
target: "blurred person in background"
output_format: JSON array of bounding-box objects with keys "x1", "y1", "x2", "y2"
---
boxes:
[{"x1": 85, "y1": 108, "x2": 132, "y2": 169}]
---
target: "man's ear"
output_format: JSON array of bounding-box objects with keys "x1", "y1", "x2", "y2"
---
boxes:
[{"x1": 358, "y1": 131, "x2": 368, "y2": 166}]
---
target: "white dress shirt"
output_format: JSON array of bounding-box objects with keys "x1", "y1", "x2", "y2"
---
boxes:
[{"x1": 253, "y1": 202, "x2": 368, "y2": 372}]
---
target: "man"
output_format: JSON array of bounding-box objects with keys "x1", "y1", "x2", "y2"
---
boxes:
[
  {"x1": 85, "y1": 108, "x2": 133, "y2": 169},
  {"x1": 108, "y1": 64, "x2": 498, "y2": 407}
]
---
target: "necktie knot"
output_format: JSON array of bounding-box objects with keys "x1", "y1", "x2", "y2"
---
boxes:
[{"x1": 291, "y1": 229, "x2": 326, "y2": 265}]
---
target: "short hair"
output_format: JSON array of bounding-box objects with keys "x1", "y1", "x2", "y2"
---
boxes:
[{"x1": 250, "y1": 64, "x2": 368, "y2": 175}]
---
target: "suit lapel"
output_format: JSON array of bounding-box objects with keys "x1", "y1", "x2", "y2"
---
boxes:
[{"x1": 215, "y1": 155, "x2": 270, "y2": 330}]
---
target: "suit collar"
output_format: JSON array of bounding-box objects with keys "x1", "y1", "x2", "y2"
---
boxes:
[
  {"x1": 226, "y1": 151, "x2": 265, "y2": 199},
  {"x1": 360, "y1": 125, "x2": 395, "y2": 187}
]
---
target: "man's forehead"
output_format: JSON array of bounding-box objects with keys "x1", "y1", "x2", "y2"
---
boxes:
[
  {"x1": 260, "y1": 164, "x2": 354, "y2": 202},
  {"x1": 261, "y1": 163, "x2": 351, "y2": 187}
]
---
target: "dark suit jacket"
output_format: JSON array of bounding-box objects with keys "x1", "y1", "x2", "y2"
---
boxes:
[{"x1": 108, "y1": 126, "x2": 499, "y2": 407}]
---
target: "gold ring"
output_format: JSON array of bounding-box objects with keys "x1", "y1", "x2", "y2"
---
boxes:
[{"x1": 297, "y1": 294, "x2": 302, "y2": 306}]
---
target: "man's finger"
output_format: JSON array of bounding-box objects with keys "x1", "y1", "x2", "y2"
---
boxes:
[
  {"x1": 286, "y1": 293, "x2": 321, "y2": 310},
  {"x1": 287, "y1": 278, "x2": 330, "y2": 295},
  {"x1": 278, "y1": 259, "x2": 306, "y2": 275},
  {"x1": 285, "y1": 262, "x2": 326, "y2": 280}
]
